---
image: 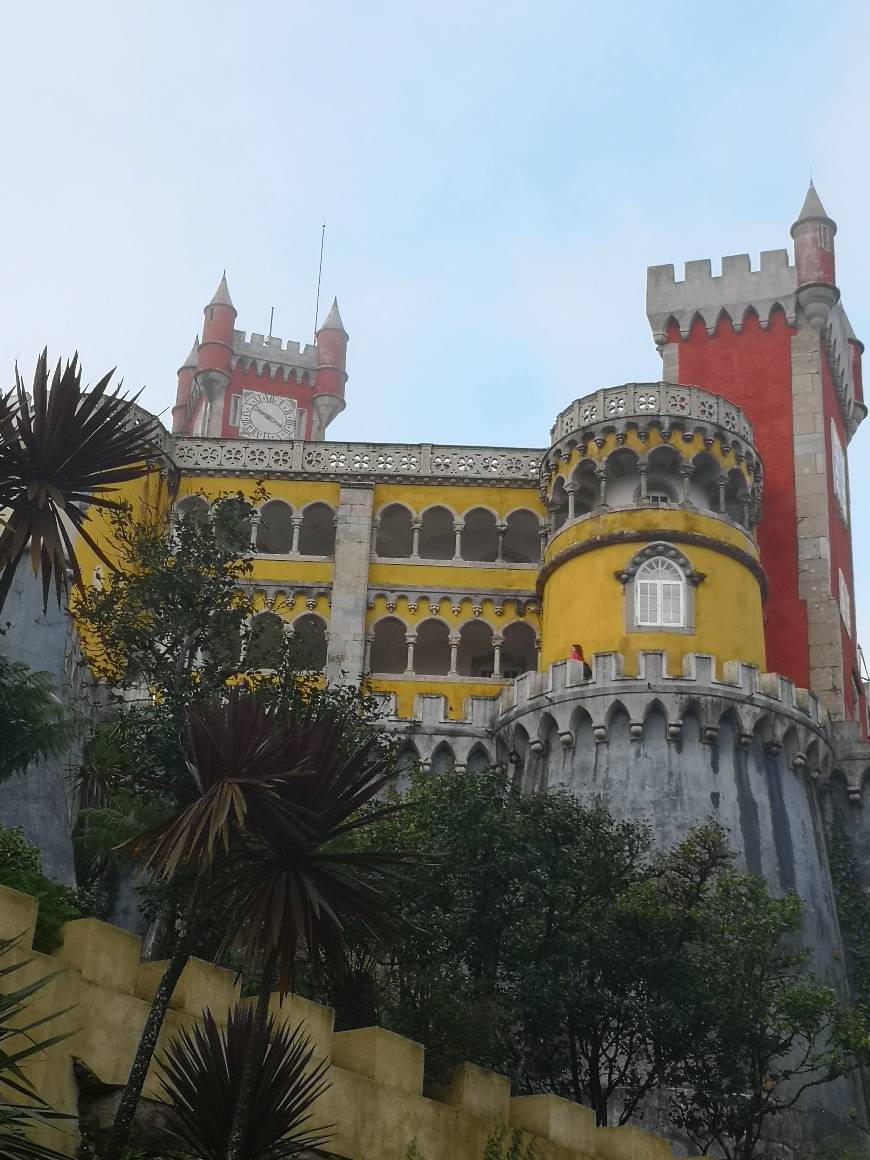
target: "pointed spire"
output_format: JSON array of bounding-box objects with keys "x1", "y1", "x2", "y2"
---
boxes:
[
  {"x1": 317, "y1": 297, "x2": 347, "y2": 334},
  {"x1": 179, "y1": 336, "x2": 199, "y2": 371},
  {"x1": 208, "y1": 271, "x2": 234, "y2": 309},
  {"x1": 795, "y1": 181, "x2": 832, "y2": 224}
]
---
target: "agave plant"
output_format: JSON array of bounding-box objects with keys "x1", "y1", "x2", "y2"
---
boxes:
[
  {"x1": 0, "y1": 349, "x2": 159, "y2": 613},
  {"x1": 156, "y1": 1005, "x2": 332, "y2": 1160},
  {"x1": 0, "y1": 935, "x2": 73, "y2": 1159}
]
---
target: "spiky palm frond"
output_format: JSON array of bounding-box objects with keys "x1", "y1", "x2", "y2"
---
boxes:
[
  {"x1": 214, "y1": 700, "x2": 405, "y2": 988},
  {"x1": 125, "y1": 690, "x2": 314, "y2": 878},
  {"x1": 0, "y1": 349, "x2": 159, "y2": 611},
  {"x1": 156, "y1": 1005, "x2": 332, "y2": 1160}
]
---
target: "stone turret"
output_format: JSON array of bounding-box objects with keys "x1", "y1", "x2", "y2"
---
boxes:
[
  {"x1": 311, "y1": 298, "x2": 348, "y2": 439},
  {"x1": 790, "y1": 182, "x2": 839, "y2": 330},
  {"x1": 190, "y1": 274, "x2": 237, "y2": 436}
]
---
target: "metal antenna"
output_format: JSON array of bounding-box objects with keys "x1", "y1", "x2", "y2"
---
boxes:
[
  {"x1": 268, "y1": 306, "x2": 275, "y2": 341},
  {"x1": 314, "y1": 221, "x2": 326, "y2": 337}
]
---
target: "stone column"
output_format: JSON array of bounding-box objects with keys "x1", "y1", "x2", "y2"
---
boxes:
[
  {"x1": 369, "y1": 516, "x2": 380, "y2": 558},
  {"x1": 411, "y1": 518, "x2": 422, "y2": 558},
  {"x1": 492, "y1": 634, "x2": 503, "y2": 677},
  {"x1": 539, "y1": 526, "x2": 549, "y2": 561},
  {"x1": 404, "y1": 633, "x2": 416, "y2": 676},
  {"x1": 290, "y1": 516, "x2": 303, "y2": 554},
  {"x1": 496, "y1": 522, "x2": 507, "y2": 563},
  {"x1": 595, "y1": 464, "x2": 608, "y2": 506},
  {"x1": 638, "y1": 459, "x2": 649, "y2": 501},
  {"x1": 325, "y1": 485, "x2": 374, "y2": 682},
  {"x1": 449, "y1": 633, "x2": 460, "y2": 675},
  {"x1": 566, "y1": 483, "x2": 578, "y2": 520},
  {"x1": 452, "y1": 521, "x2": 464, "y2": 560},
  {"x1": 716, "y1": 475, "x2": 727, "y2": 514},
  {"x1": 249, "y1": 512, "x2": 261, "y2": 552},
  {"x1": 363, "y1": 634, "x2": 373, "y2": 672}
]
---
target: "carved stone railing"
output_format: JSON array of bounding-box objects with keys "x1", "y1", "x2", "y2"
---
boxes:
[
  {"x1": 549, "y1": 383, "x2": 754, "y2": 446},
  {"x1": 171, "y1": 438, "x2": 544, "y2": 483}
]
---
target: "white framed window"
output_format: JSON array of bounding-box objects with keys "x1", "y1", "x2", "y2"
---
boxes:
[
  {"x1": 229, "y1": 394, "x2": 242, "y2": 427},
  {"x1": 831, "y1": 419, "x2": 849, "y2": 525},
  {"x1": 839, "y1": 568, "x2": 852, "y2": 637},
  {"x1": 635, "y1": 556, "x2": 685, "y2": 628}
]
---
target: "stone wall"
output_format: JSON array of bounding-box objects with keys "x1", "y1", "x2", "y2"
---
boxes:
[{"x1": 0, "y1": 885, "x2": 690, "y2": 1159}]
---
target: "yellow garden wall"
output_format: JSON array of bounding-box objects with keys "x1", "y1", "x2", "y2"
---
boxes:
[{"x1": 0, "y1": 885, "x2": 691, "y2": 1160}]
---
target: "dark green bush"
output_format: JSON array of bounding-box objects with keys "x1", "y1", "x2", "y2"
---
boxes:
[{"x1": 0, "y1": 826, "x2": 92, "y2": 951}]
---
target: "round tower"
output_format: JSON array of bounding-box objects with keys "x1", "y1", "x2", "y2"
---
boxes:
[
  {"x1": 171, "y1": 337, "x2": 199, "y2": 434},
  {"x1": 192, "y1": 273, "x2": 237, "y2": 435},
  {"x1": 311, "y1": 298, "x2": 348, "y2": 439},
  {"x1": 790, "y1": 183, "x2": 839, "y2": 330},
  {"x1": 537, "y1": 384, "x2": 765, "y2": 674}
]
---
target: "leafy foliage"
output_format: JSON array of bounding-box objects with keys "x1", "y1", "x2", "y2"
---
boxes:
[
  {"x1": 0, "y1": 828, "x2": 91, "y2": 952},
  {"x1": 669, "y1": 873, "x2": 870, "y2": 1160},
  {"x1": 0, "y1": 935, "x2": 73, "y2": 1158},
  {"x1": 827, "y1": 812, "x2": 870, "y2": 1009},
  {"x1": 317, "y1": 763, "x2": 870, "y2": 1152},
  {"x1": 156, "y1": 1005, "x2": 332, "y2": 1159},
  {"x1": 0, "y1": 349, "x2": 159, "y2": 612},
  {"x1": 0, "y1": 655, "x2": 79, "y2": 782}
]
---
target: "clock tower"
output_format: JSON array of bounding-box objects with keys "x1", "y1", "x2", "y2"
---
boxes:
[{"x1": 171, "y1": 275, "x2": 348, "y2": 441}]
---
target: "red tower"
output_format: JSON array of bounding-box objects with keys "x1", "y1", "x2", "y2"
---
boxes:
[
  {"x1": 647, "y1": 186, "x2": 867, "y2": 733},
  {"x1": 172, "y1": 276, "x2": 348, "y2": 442}
]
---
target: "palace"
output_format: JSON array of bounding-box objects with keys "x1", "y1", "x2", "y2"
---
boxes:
[{"x1": 2, "y1": 181, "x2": 869, "y2": 1145}]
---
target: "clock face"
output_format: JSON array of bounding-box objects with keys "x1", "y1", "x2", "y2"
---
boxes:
[{"x1": 238, "y1": 391, "x2": 297, "y2": 440}]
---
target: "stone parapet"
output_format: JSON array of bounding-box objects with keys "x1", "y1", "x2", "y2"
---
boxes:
[
  {"x1": 172, "y1": 436, "x2": 543, "y2": 484},
  {"x1": 548, "y1": 383, "x2": 754, "y2": 452},
  {"x1": 0, "y1": 885, "x2": 689, "y2": 1159}
]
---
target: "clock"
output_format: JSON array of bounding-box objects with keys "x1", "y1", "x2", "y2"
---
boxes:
[{"x1": 238, "y1": 391, "x2": 297, "y2": 440}]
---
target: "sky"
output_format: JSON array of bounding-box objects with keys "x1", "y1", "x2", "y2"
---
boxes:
[{"x1": 2, "y1": 0, "x2": 869, "y2": 646}]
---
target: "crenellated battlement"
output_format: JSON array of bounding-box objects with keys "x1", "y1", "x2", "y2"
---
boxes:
[
  {"x1": 646, "y1": 250, "x2": 797, "y2": 343},
  {"x1": 491, "y1": 651, "x2": 833, "y2": 772},
  {"x1": 231, "y1": 329, "x2": 317, "y2": 369},
  {"x1": 0, "y1": 885, "x2": 687, "y2": 1159}
]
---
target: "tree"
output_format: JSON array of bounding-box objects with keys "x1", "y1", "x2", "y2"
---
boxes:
[
  {"x1": 669, "y1": 873, "x2": 870, "y2": 1160},
  {"x1": 156, "y1": 1005, "x2": 332, "y2": 1159},
  {"x1": 104, "y1": 688, "x2": 402, "y2": 1160},
  {"x1": 0, "y1": 350, "x2": 159, "y2": 613},
  {"x1": 0, "y1": 655, "x2": 78, "y2": 782}
]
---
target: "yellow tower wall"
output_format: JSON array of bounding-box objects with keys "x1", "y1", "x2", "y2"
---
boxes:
[{"x1": 540, "y1": 508, "x2": 766, "y2": 675}]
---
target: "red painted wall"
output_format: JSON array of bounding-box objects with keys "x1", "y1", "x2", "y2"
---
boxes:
[
  {"x1": 219, "y1": 366, "x2": 315, "y2": 440},
  {"x1": 668, "y1": 308, "x2": 809, "y2": 687}
]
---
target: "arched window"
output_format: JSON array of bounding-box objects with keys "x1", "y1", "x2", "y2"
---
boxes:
[
  {"x1": 298, "y1": 503, "x2": 336, "y2": 557},
  {"x1": 376, "y1": 505, "x2": 413, "y2": 558},
  {"x1": 246, "y1": 611, "x2": 285, "y2": 670},
  {"x1": 370, "y1": 617, "x2": 407, "y2": 674},
  {"x1": 503, "y1": 510, "x2": 541, "y2": 563},
  {"x1": 292, "y1": 614, "x2": 328, "y2": 670},
  {"x1": 419, "y1": 507, "x2": 455, "y2": 560},
  {"x1": 456, "y1": 620, "x2": 494, "y2": 677},
  {"x1": 257, "y1": 501, "x2": 293, "y2": 554},
  {"x1": 414, "y1": 619, "x2": 451, "y2": 675},
  {"x1": 635, "y1": 557, "x2": 685, "y2": 627},
  {"x1": 461, "y1": 508, "x2": 498, "y2": 562},
  {"x1": 501, "y1": 622, "x2": 537, "y2": 676}
]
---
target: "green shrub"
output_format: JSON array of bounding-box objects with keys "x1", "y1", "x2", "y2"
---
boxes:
[{"x1": 0, "y1": 826, "x2": 92, "y2": 951}]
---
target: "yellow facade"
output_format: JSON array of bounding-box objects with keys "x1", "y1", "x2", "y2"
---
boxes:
[{"x1": 540, "y1": 508, "x2": 766, "y2": 674}]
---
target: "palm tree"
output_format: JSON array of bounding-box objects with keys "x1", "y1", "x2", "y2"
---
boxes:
[
  {"x1": 0, "y1": 350, "x2": 159, "y2": 613},
  {"x1": 105, "y1": 688, "x2": 400, "y2": 1160},
  {"x1": 156, "y1": 1005, "x2": 332, "y2": 1159}
]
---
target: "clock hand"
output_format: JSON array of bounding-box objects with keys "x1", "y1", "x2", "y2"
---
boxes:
[{"x1": 252, "y1": 404, "x2": 282, "y2": 429}]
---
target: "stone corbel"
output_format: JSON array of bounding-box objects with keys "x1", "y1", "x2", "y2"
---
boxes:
[{"x1": 559, "y1": 731, "x2": 575, "y2": 749}]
